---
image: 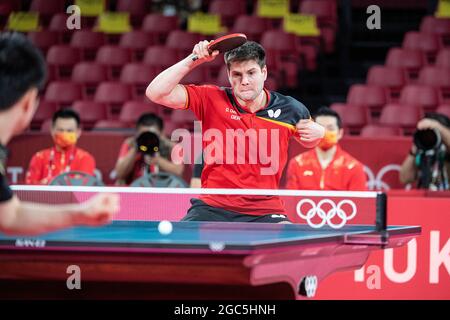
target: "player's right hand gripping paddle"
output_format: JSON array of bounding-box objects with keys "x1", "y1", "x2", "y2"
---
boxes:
[{"x1": 191, "y1": 33, "x2": 247, "y2": 61}]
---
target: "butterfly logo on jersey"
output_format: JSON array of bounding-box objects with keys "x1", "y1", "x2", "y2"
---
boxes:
[{"x1": 268, "y1": 109, "x2": 281, "y2": 119}]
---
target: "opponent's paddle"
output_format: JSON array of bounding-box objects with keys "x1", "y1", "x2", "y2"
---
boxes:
[{"x1": 191, "y1": 33, "x2": 247, "y2": 61}]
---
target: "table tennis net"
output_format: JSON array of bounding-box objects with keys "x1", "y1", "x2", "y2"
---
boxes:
[{"x1": 11, "y1": 186, "x2": 386, "y2": 231}]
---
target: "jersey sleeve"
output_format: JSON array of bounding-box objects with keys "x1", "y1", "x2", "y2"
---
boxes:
[
  {"x1": 183, "y1": 84, "x2": 218, "y2": 122},
  {"x1": 290, "y1": 99, "x2": 311, "y2": 138}
]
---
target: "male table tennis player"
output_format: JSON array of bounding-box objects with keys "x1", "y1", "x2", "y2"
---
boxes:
[
  {"x1": 146, "y1": 39, "x2": 325, "y2": 223},
  {"x1": 0, "y1": 33, "x2": 119, "y2": 236}
]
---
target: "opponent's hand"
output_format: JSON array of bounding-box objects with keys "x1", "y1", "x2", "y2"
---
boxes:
[
  {"x1": 192, "y1": 40, "x2": 219, "y2": 63},
  {"x1": 75, "y1": 193, "x2": 120, "y2": 226},
  {"x1": 296, "y1": 119, "x2": 325, "y2": 143}
]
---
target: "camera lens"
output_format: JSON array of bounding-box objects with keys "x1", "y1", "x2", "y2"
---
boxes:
[
  {"x1": 136, "y1": 131, "x2": 160, "y2": 156},
  {"x1": 413, "y1": 128, "x2": 441, "y2": 151}
]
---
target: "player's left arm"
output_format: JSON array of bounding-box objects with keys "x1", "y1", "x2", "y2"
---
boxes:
[{"x1": 295, "y1": 119, "x2": 325, "y2": 148}]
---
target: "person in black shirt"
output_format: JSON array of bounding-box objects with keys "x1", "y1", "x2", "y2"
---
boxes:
[{"x1": 0, "y1": 32, "x2": 119, "y2": 236}]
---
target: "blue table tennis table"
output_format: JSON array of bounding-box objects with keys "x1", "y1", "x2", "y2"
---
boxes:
[{"x1": 0, "y1": 221, "x2": 420, "y2": 299}]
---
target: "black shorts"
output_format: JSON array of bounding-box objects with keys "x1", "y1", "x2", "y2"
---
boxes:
[{"x1": 181, "y1": 198, "x2": 292, "y2": 223}]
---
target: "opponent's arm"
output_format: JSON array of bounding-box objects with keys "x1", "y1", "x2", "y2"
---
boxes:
[{"x1": 0, "y1": 193, "x2": 119, "y2": 236}]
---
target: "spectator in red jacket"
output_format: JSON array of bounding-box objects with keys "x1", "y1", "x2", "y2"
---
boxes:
[
  {"x1": 26, "y1": 109, "x2": 96, "y2": 185},
  {"x1": 286, "y1": 107, "x2": 367, "y2": 191}
]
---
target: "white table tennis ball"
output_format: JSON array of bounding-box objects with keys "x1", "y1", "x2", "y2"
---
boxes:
[{"x1": 158, "y1": 220, "x2": 173, "y2": 235}]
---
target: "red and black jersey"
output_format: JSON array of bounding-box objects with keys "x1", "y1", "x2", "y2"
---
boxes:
[{"x1": 183, "y1": 84, "x2": 310, "y2": 215}]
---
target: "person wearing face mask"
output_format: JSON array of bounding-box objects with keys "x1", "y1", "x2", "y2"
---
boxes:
[
  {"x1": 114, "y1": 112, "x2": 184, "y2": 185},
  {"x1": 25, "y1": 109, "x2": 96, "y2": 185},
  {"x1": 286, "y1": 107, "x2": 367, "y2": 191}
]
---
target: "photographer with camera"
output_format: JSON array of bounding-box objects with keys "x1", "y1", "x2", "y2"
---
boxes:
[
  {"x1": 399, "y1": 113, "x2": 450, "y2": 190},
  {"x1": 114, "y1": 113, "x2": 184, "y2": 185}
]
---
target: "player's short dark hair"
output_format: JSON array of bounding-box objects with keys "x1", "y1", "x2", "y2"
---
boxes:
[
  {"x1": 0, "y1": 32, "x2": 47, "y2": 111},
  {"x1": 424, "y1": 112, "x2": 450, "y2": 128},
  {"x1": 52, "y1": 109, "x2": 81, "y2": 127},
  {"x1": 224, "y1": 41, "x2": 266, "y2": 70},
  {"x1": 136, "y1": 113, "x2": 164, "y2": 131},
  {"x1": 313, "y1": 107, "x2": 343, "y2": 129}
]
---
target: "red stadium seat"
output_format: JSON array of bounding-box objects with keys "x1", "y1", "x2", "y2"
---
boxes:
[
  {"x1": 40, "y1": 119, "x2": 53, "y2": 132},
  {"x1": 179, "y1": 67, "x2": 208, "y2": 85},
  {"x1": 71, "y1": 62, "x2": 107, "y2": 98},
  {"x1": 299, "y1": 0, "x2": 337, "y2": 52},
  {"x1": 209, "y1": 0, "x2": 247, "y2": 29},
  {"x1": 299, "y1": 0, "x2": 337, "y2": 29},
  {"x1": 48, "y1": 13, "x2": 74, "y2": 43},
  {"x1": 329, "y1": 103, "x2": 370, "y2": 134},
  {"x1": 366, "y1": 66, "x2": 407, "y2": 100},
  {"x1": 46, "y1": 45, "x2": 81, "y2": 79},
  {"x1": 385, "y1": 48, "x2": 426, "y2": 81},
  {"x1": 420, "y1": 16, "x2": 450, "y2": 46},
  {"x1": 418, "y1": 66, "x2": 450, "y2": 101},
  {"x1": 141, "y1": 14, "x2": 179, "y2": 44},
  {"x1": 116, "y1": 0, "x2": 148, "y2": 26},
  {"x1": 379, "y1": 104, "x2": 423, "y2": 134},
  {"x1": 94, "y1": 82, "x2": 132, "y2": 116},
  {"x1": 418, "y1": 66, "x2": 450, "y2": 88},
  {"x1": 119, "y1": 101, "x2": 161, "y2": 125},
  {"x1": 260, "y1": 30, "x2": 302, "y2": 87},
  {"x1": 119, "y1": 31, "x2": 155, "y2": 61},
  {"x1": 27, "y1": 31, "x2": 60, "y2": 54},
  {"x1": 143, "y1": 46, "x2": 179, "y2": 74},
  {"x1": 231, "y1": 15, "x2": 270, "y2": 42},
  {"x1": 166, "y1": 30, "x2": 202, "y2": 60},
  {"x1": 436, "y1": 105, "x2": 450, "y2": 119},
  {"x1": 402, "y1": 31, "x2": 442, "y2": 63},
  {"x1": 399, "y1": 85, "x2": 441, "y2": 112},
  {"x1": 96, "y1": 45, "x2": 131, "y2": 80},
  {"x1": 70, "y1": 30, "x2": 106, "y2": 60},
  {"x1": 30, "y1": 0, "x2": 65, "y2": 15},
  {"x1": 347, "y1": 84, "x2": 389, "y2": 115},
  {"x1": 120, "y1": 63, "x2": 158, "y2": 98},
  {"x1": 360, "y1": 124, "x2": 403, "y2": 137},
  {"x1": 0, "y1": 0, "x2": 20, "y2": 15},
  {"x1": 44, "y1": 82, "x2": 82, "y2": 108},
  {"x1": 436, "y1": 49, "x2": 450, "y2": 68},
  {"x1": 72, "y1": 101, "x2": 108, "y2": 129},
  {"x1": 31, "y1": 100, "x2": 58, "y2": 130},
  {"x1": 93, "y1": 120, "x2": 130, "y2": 130},
  {"x1": 30, "y1": 0, "x2": 65, "y2": 25}
]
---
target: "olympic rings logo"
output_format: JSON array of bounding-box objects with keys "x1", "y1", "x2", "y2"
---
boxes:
[{"x1": 296, "y1": 199, "x2": 357, "y2": 229}]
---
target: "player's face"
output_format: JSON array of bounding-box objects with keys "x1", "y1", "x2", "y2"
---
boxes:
[
  {"x1": 315, "y1": 116, "x2": 344, "y2": 141},
  {"x1": 228, "y1": 60, "x2": 267, "y2": 102}
]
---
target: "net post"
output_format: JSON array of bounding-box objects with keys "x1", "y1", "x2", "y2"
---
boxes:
[{"x1": 376, "y1": 192, "x2": 388, "y2": 246}]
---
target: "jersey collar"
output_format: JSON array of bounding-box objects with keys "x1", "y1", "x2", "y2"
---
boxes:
[{"x1": 227, "y1": 88, "x2": 271, "y2": 114}]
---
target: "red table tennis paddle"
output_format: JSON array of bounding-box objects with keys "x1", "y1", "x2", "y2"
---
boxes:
[{"x1": 191, "y1": 33, "x2": 247, "y2": 61}]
